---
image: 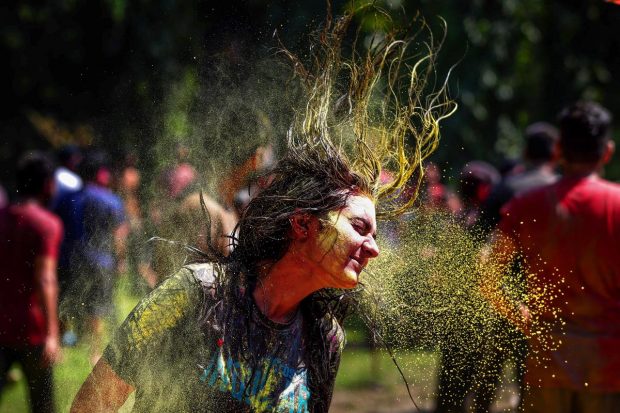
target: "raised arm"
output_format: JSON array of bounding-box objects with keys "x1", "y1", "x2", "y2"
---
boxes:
[{"x1": 71, "y1": 359, "x2": 134, "y2": 413}]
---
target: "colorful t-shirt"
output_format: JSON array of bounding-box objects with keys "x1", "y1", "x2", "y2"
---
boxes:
[
  {"x1": 103, "y1": 264, "x2": 344, "y2": 412},
  {"x1": 498, "y1": 175, "x2": 620, "y2": 392},
  {"x1": 0, "y1": 202, "x2": 63, "y2": 347}
]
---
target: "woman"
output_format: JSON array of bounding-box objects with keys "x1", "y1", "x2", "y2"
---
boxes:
[
  {"x1": 71, "y1": 144, "x2": 378, "y2": 413},
  {"x1": 71, "y1": 8, "x2": 455, "y2": 413}
]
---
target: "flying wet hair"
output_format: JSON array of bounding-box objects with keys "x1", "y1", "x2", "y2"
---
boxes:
[
  {"x1": 280, "y1": 5, "x2": 457, "y2": 218},
  {"x1": 193, "y1": 5, "x2": 456, "y2": 412}
]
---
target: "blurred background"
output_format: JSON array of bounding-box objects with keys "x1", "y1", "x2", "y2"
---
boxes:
[
  {"x1": 1, "y1": 1, "x2": 620, "y2": 412},
  {"x1": 2, "y1": 0, "x2": 620, "y2": 188}
]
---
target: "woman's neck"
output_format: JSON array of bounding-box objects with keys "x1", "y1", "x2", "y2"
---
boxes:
[{"x1": 252, "y1": 253, "x2": 323, "y2": 324}]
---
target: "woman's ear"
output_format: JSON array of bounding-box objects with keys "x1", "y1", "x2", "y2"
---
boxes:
[{"x1": 290, "y1": 213, "x2": 314, "y2": 240}]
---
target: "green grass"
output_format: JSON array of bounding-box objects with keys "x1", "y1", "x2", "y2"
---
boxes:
[{"x1": 335, "y1": 347, "x2": 439, "y2": 405}]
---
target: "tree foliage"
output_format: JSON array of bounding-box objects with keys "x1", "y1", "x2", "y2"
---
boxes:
[{"x1": 2, "y1": 0, "x2": 619, "y2": 188}]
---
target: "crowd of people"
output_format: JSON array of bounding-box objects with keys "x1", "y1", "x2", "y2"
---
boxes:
[
  {"x1": 0, "y1": 138, "x2": 281, "y2": 411},
  {"x1": 0, "y1": 97, "x2": 618, "y2": 413}
]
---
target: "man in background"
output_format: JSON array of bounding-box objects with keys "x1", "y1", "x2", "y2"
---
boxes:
[
  {"x1": 481, "y1": 122, "x2": 559, "y2": 229},
  {"x1": 55, "y1": 149, "x2": 127, "y2": 364},
  {"x1": 150, "y1": 143, "x2": 273, "y2": 284},
  {"x1": 485, "y1": 101, "x2": 620, "y2": 412},
  {"x1": 0, "y1": 152, "x2": 63, "y2": 413},
  {"x1": 469, "y1": 122, "x2": 560, "y2": 411}
]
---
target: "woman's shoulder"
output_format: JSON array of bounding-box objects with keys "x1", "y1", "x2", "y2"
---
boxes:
[
  {"x1": 181, "y1": 262, "x2": 225, "y2": 300},
  {"x1": 183, "y1": 262, "x2": 219, "y2": 284}
]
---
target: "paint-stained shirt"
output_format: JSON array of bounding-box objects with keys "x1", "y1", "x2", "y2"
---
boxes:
[
  {"x1": 498, "y1": 175, "x2": 620, "y2": 392},
  {"x1": 103, "y1": 263, "x2": 344, "y2": 412}
]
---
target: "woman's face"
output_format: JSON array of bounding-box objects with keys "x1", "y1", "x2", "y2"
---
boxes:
[{"x1": 307, "y1": 195, "x2": 380, "y2": 289}]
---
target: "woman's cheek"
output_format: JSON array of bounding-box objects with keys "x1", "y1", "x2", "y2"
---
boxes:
[{"x1": 316, "y1": 225, "x2": 339, "y2": 255}]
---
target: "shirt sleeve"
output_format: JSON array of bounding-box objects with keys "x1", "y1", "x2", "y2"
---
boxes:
[
  {"x1": 103, "y1": 267, "x2": 203, "y2": 385},
  {"x1": 38, "y1": 215, "x2": 64, "y2": 260}
]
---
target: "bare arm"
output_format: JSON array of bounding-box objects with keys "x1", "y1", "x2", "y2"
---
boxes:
[
  {"x1": 114, "y1": 222, "x2": 130, "y2": 274},
  {"x1": 480, "y1": 230, "x2": 531, "y2": 333},
  {"x1": 71, "y1": 359, "x2": 134, "y2": 413},
  {"x1": 34, "y1": 255, "x2": 61, "y2": 366}
]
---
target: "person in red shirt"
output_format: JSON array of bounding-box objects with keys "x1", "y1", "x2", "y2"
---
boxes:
[
  {"x1": 0, "y1": 152, "x2": 64, "y2": 413},
  {"x1": 485, "y1": 101, "x2": 620, "y2": 412}
]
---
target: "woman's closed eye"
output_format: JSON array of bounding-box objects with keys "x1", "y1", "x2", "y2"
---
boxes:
[{"x1": 351, "y1": 219, "x2": 370, "y2": 236}]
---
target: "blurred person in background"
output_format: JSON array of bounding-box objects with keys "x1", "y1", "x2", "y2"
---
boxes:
[
  {"x1": 0, "y1": 152, "x2": 63, "y2": 413},
  {"x1": 484, "y1": 101, "x2": 620, "y2": 413},
  {"x1": 419, "y1": 162, "x2": 461, "y2": 214},
  {"x1": 456, "y1": 160, "x2": 500, "y2": 231},
  {"x1": 117, "y1": 153, "x2": 142, "y2": 235},
  {"x1": 481, "y1": 122, "x2": 559, "y2": 230},
  {"x1": 51, "y1": 145, "x2": 84, "y2": 347},
  {"x1": 148, "y1": 152, "x2": 233, "y2": 285},
  {"x1": 149, "y1": 142, "x2": 274, "y2": 286},
  {"x1": 466, "y1": 122, "x2": 560, "y2": 411},
  {"x1": 55, "y1": 148, "x2": 128, "y2": 364},
  {"x1": 115, "y1": 153, "x2": 154, "y2": 294}
]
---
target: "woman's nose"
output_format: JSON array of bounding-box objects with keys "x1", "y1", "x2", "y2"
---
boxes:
[{"x1": 363, "y1": 237, "x2": 380, "y2": 258}]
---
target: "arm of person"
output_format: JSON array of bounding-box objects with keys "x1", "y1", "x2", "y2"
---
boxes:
[
  {"x1": 34, "y1": 255, "x2": 61, "y2": 366},
  {"x1": 70, "y1": 359, "x2": 134, "y2": 413},
  {"x1": 137, "y1": 262, "x2": 158, "y2": 289},
  {"x1": 114, "y1": 221, "x2": 130, "y2": 274},
  {"x1": 479, "y1": 230, "x2": 531, "y2": 334}
]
